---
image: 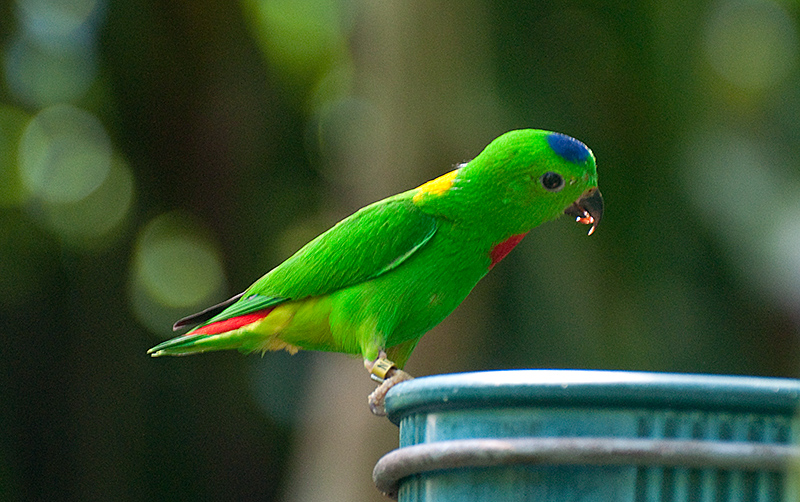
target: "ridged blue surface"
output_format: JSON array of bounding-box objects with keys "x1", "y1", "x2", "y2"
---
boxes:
[{"x1": 381, "y1": 370, "x2": 800, "y2": 502}]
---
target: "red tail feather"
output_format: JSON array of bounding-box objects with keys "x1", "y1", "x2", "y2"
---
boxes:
[{"x1": 192, "y1": 308, "x2": 275, "y2": 336}]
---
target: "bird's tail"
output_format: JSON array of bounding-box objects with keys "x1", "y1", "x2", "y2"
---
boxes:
[
  {"x1": 148, "y1": 307, "x2": 285, "y2": 357},
  {"x1": 148, "y1": 332, "x2": 248, "y2": 357}
]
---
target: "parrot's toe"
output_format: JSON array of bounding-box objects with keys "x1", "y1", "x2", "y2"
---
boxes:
[{"x1": 368, "y1": 368, "x2": 414, "y2": 416}]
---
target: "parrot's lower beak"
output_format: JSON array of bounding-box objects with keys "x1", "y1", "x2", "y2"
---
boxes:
[{"x1": 565, "y1": 188, "x2": 603, "y2": 235}]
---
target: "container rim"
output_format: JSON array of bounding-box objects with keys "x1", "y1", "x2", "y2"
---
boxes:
[{"x1": 383, "y1": 369, "x2": 800, "y2": 424}]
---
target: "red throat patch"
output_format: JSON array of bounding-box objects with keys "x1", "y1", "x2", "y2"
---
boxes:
[
  {"x1": 191, "y1": 308, "x2": 275, "y2": 336},
  {"x1": 489, "y1": 233, "x2": 528, "y2": 268}
]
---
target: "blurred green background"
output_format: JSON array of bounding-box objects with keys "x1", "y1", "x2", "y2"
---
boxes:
[{"x1": 2, "y1": 0, "x2": 800, "y2": 500}]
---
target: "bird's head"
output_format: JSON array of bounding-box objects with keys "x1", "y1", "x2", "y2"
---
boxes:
[{"x1": 414, "y1": 129, "x2": 603, "y2": 238}]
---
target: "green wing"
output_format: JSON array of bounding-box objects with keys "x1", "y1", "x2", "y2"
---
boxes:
[
  {"x1": 249, "y1": 194, "x2": 437, "y2": 298},
  {"x1": 189, "y1": 195, "x2": 438, "y2": 329}
]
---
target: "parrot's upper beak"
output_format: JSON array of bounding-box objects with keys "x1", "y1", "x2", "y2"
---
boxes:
[{"x1": 564, "y1": 188, "x2": 603, "y2": 235}]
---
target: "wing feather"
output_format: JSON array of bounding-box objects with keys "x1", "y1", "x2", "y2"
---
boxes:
[
  {"x1": 245, "y1": 195, "x2": 437, "y2": 299},
  {"x1": 180, "y1": 195, "x2": 438, "y2": 331}
]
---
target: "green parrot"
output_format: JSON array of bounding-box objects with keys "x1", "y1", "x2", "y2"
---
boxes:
[{"x1": 148, "y1": 129, "x2": 603, "y2": 414}]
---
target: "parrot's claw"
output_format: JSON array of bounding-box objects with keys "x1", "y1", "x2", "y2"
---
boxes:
[{"x1": 368, "y1": 367, "x2": 414, "y2": 416}]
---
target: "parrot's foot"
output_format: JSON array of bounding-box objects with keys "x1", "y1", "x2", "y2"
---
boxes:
[
  {"x1": 368, "y1": 368, "x2": 413, "y2": 416},
  {"x1": 365, "y1": 354, "x2": 414, "y2": 416}
]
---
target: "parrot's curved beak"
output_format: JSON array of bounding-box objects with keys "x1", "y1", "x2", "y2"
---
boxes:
[{"x1": 564, "y1": 188, "x2": 603, "y2": 235}]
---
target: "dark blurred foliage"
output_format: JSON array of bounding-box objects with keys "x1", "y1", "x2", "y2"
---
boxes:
[{"x1": 1, "y1": 0, "x2": 799, "y2": 500}]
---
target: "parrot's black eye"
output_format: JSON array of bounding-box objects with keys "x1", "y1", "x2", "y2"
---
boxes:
[{"x1": 540, "y1": 172, "x2": 565, "y2": 192}]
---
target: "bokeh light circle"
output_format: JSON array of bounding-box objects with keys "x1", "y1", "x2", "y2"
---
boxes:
[
  {"x1": 132, "y1": 212, "x2": 227, "y2": 310},
  {"x1": 15, "y1": 0, "x2": 102, "y2": 44},
  {"x1": 4, "y1": 33, "x2": 97, "y2": 107},
  {"x1": 703, "y1": 0, "x2": 798, "y2": 90},
  {"x1": 19, "y1": 104, "x2": 111, "y2": 204},
  {"x1": 41, "y1": 156, "x2": 135, "y2": 247}
]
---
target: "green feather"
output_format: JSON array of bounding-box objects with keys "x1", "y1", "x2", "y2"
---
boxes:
[{"x1": 244, "y1": 197, "x2": 439, "y2": 300}]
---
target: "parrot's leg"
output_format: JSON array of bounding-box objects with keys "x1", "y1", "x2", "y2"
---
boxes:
[{"x1": 365, "y1": 351, "x2": 414, "y2": 416}]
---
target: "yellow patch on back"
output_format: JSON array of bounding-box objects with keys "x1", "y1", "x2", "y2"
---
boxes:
[{"x1": 412, "y1": 169, "x2": 458, "y2": 203}]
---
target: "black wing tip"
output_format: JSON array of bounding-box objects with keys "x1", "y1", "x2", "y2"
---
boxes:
[
  {"x1": 172, "y1": 318, "x2": 193, "y2": 331},
  {"x1": 171, "y1": 292, "x2": 245, "y2": 331}
]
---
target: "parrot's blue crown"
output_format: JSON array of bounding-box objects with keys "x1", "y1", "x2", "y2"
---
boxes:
[{"x1": 547, "y1": 133, "x2": 591, "y2": 163}]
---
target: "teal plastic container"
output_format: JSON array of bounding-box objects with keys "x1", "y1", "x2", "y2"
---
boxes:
[{"x1": 373, "y1": 370, "x2": 800, "y2": 501}]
